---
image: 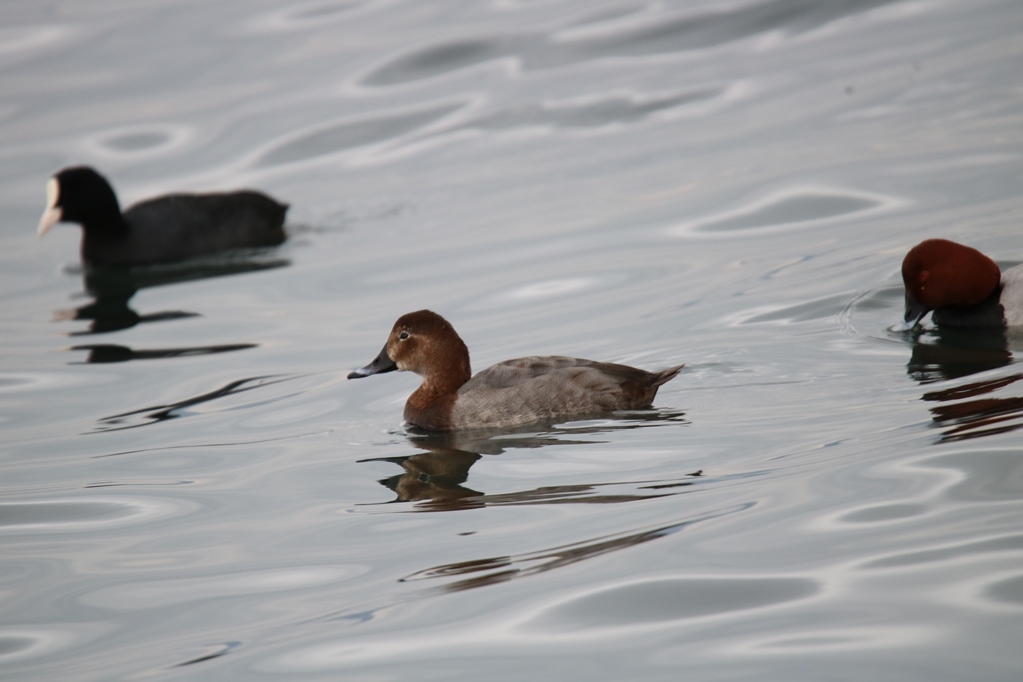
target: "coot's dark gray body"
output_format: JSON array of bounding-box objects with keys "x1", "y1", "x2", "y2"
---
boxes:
[{"x1": 39, "y1": 166, "x2": 288, "y2": 267}]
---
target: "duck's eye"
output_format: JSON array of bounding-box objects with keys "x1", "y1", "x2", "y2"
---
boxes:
[{"x1": 398, "y1": 331, "x2": 409, "y2": 340}]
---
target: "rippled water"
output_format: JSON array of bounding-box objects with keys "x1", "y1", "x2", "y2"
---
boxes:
[{"x1": 2, "y1": 1, "x2": 1023, "y2": 680}]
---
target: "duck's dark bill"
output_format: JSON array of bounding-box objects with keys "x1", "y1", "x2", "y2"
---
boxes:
[
  {"x1": 895, "y1": 291, "x2": 930, "y2": 331},
  {"x1": 348, "y1": 344, "x2": 397, "y2": 379}
]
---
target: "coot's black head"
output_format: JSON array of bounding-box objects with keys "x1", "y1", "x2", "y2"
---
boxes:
[{"x1": 38, "y1": 166, "x2": 124, "y2": 237}]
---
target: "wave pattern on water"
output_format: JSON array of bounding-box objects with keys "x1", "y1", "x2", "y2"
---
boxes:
[
  {"x1": 255, "y1": 86, "x2": 730, "y2": 168},
  {"x1": 4, "y1": 0, "x2": 1023, "y2": 680},
  {"x1": 401, "y1": 502, "x2": 753, "y2": 593},
  {"x1": 360, "y1": 0, "x2": 901, "y2": 86},
  {"x1": 91, "y1": 375, "x2": 297, "y2": 433},
  {"x1": 525, "y1": 574, "x2": 820, "y2": 632}
]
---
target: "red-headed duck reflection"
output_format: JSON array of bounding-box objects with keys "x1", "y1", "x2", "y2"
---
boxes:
[{"x1": 905, "y1": 326, "x2": 1023, "y2": 443}]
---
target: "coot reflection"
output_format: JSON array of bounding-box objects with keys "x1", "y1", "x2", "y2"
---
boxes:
[{"x1": 59, "y1": 256, "x2": 290, "y2": 336}]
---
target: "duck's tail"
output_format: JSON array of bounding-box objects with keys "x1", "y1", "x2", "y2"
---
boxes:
[{"x1": 650, "y1": 364, "x2": 684, "y2": 388}]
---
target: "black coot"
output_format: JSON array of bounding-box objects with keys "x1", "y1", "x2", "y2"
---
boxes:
[{"x1": 38, "y1": 166, "x2": 288, "y2": 266}]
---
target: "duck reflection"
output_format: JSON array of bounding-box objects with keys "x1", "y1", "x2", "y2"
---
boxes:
[
  {"x1": 56, "y1": 256, "x2": 289, "y2": 362},
  {"x1": 404, "y1": 498, "x2": 743, "y2": 595},
  {"x1": 924, "y1": 376, "x2": 1023, "y2": 443},
  {"x1": 58, "y1": 287, "x2": 198, "y2": 335},
  {"x1": 359, "y1": 410, "x2": 695, "y2": 511},
  {"x1": 70, "y1": 342, "x2": 258, "y2": 364},
  {"x1": 904, "y1": 328, "x2": 1023, "y2": 442},
  {"x1": 93, "y1": 374, "x2": 294, "y2": 433},
  {"x1": 906, "y1": 327, "x2": 1013, "y2": 384},
  {"x1": 369, "y1": 449, "x2": 483, "y2": 509}
]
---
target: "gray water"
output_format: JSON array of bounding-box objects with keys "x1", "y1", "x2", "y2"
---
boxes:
[{"x1": 2, "y1": 1, "x2": 1023, "y2": 680}]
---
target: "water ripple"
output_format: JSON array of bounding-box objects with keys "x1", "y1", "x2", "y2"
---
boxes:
[
  {"x1": 0, "y1": 25, "x2": 76, "y2": 62},
  {"x1": 553, "y1": 0, "x2": 899, "y2": 48},
  {"x1": 984, "y1": 573, "x2": 1023, "y2": 609},
  {"x1": 667, "y1": 187, "x2": 898, "y2": 239},
  {"x1": 525, "y1": 575, "x2": 819, "y2": 632},
  {"x1": 0, "y1": 496, "x2": 194, "y2": 532},
  {"x1": 456, "y1": 88, "x2": 725, "y2": 132},
  {"x1": 401, "y1": 503, "x2": 752, "y2": 592},
  {"x1": 255, "y1": 101, "x2": 466, "y2": 167},
  {"x1": 862, "y1": 534, "x2": 1023, "y2": 570},
  {"x1": 239, "y1": 0, "x2": 383, "y2": 34},
  {"x1": 83, "y1": 124, "x2": 194, "y2": 160},
  {"x1": 91, "y1": 375, "x2": 297, "y2": 433},
  {"x1": 362, "y1": 37, "x2": 521, "y2": 87},
  {"x1": 729, "y1": 624, "x2": 939, "y2": 654},
  {"x1": 0, "y1": 626, "x2": 91, "y2": 665},
  {"x1": 361, "y1": 0, "x2": 900, "y2": 86},
  {"x1": 729, "y1": 293, "x2": 853, "y2": 326},
  {"x1": 79, "y1": 565, "x2": 367, "y2": 610},
  {"x1": 254, "y1": 85, "x2": 727, "y2": 168}
]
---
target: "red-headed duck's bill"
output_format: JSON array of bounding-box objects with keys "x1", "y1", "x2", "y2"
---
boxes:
[
  {"x1": 348, "y1": 343, "x2": 397, "y2": 379},
  {"x1": 889, "y1": 318, "x2": 921, "y2": 333},
  {"x1": 37, "y1": 177, "x2": 62, "y2": 236},
  {"x1": 889, "y1": 291, "x2": 929, "y2": 333}
]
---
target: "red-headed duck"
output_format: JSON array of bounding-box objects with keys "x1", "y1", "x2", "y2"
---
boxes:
[
  {"x1": 895, "y1": 238, "x2": 1023, "y2": 331},
  {"x1": 38, "y1": 166, "x2": 288, "y2": 267},
  {"x1": 348, "y1": 310, "x2": 684, "y2": 431}
]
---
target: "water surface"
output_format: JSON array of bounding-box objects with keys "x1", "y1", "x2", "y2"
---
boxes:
[{"x1": 2, "y1": 0, "x2": 1023, "y2": 680}]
